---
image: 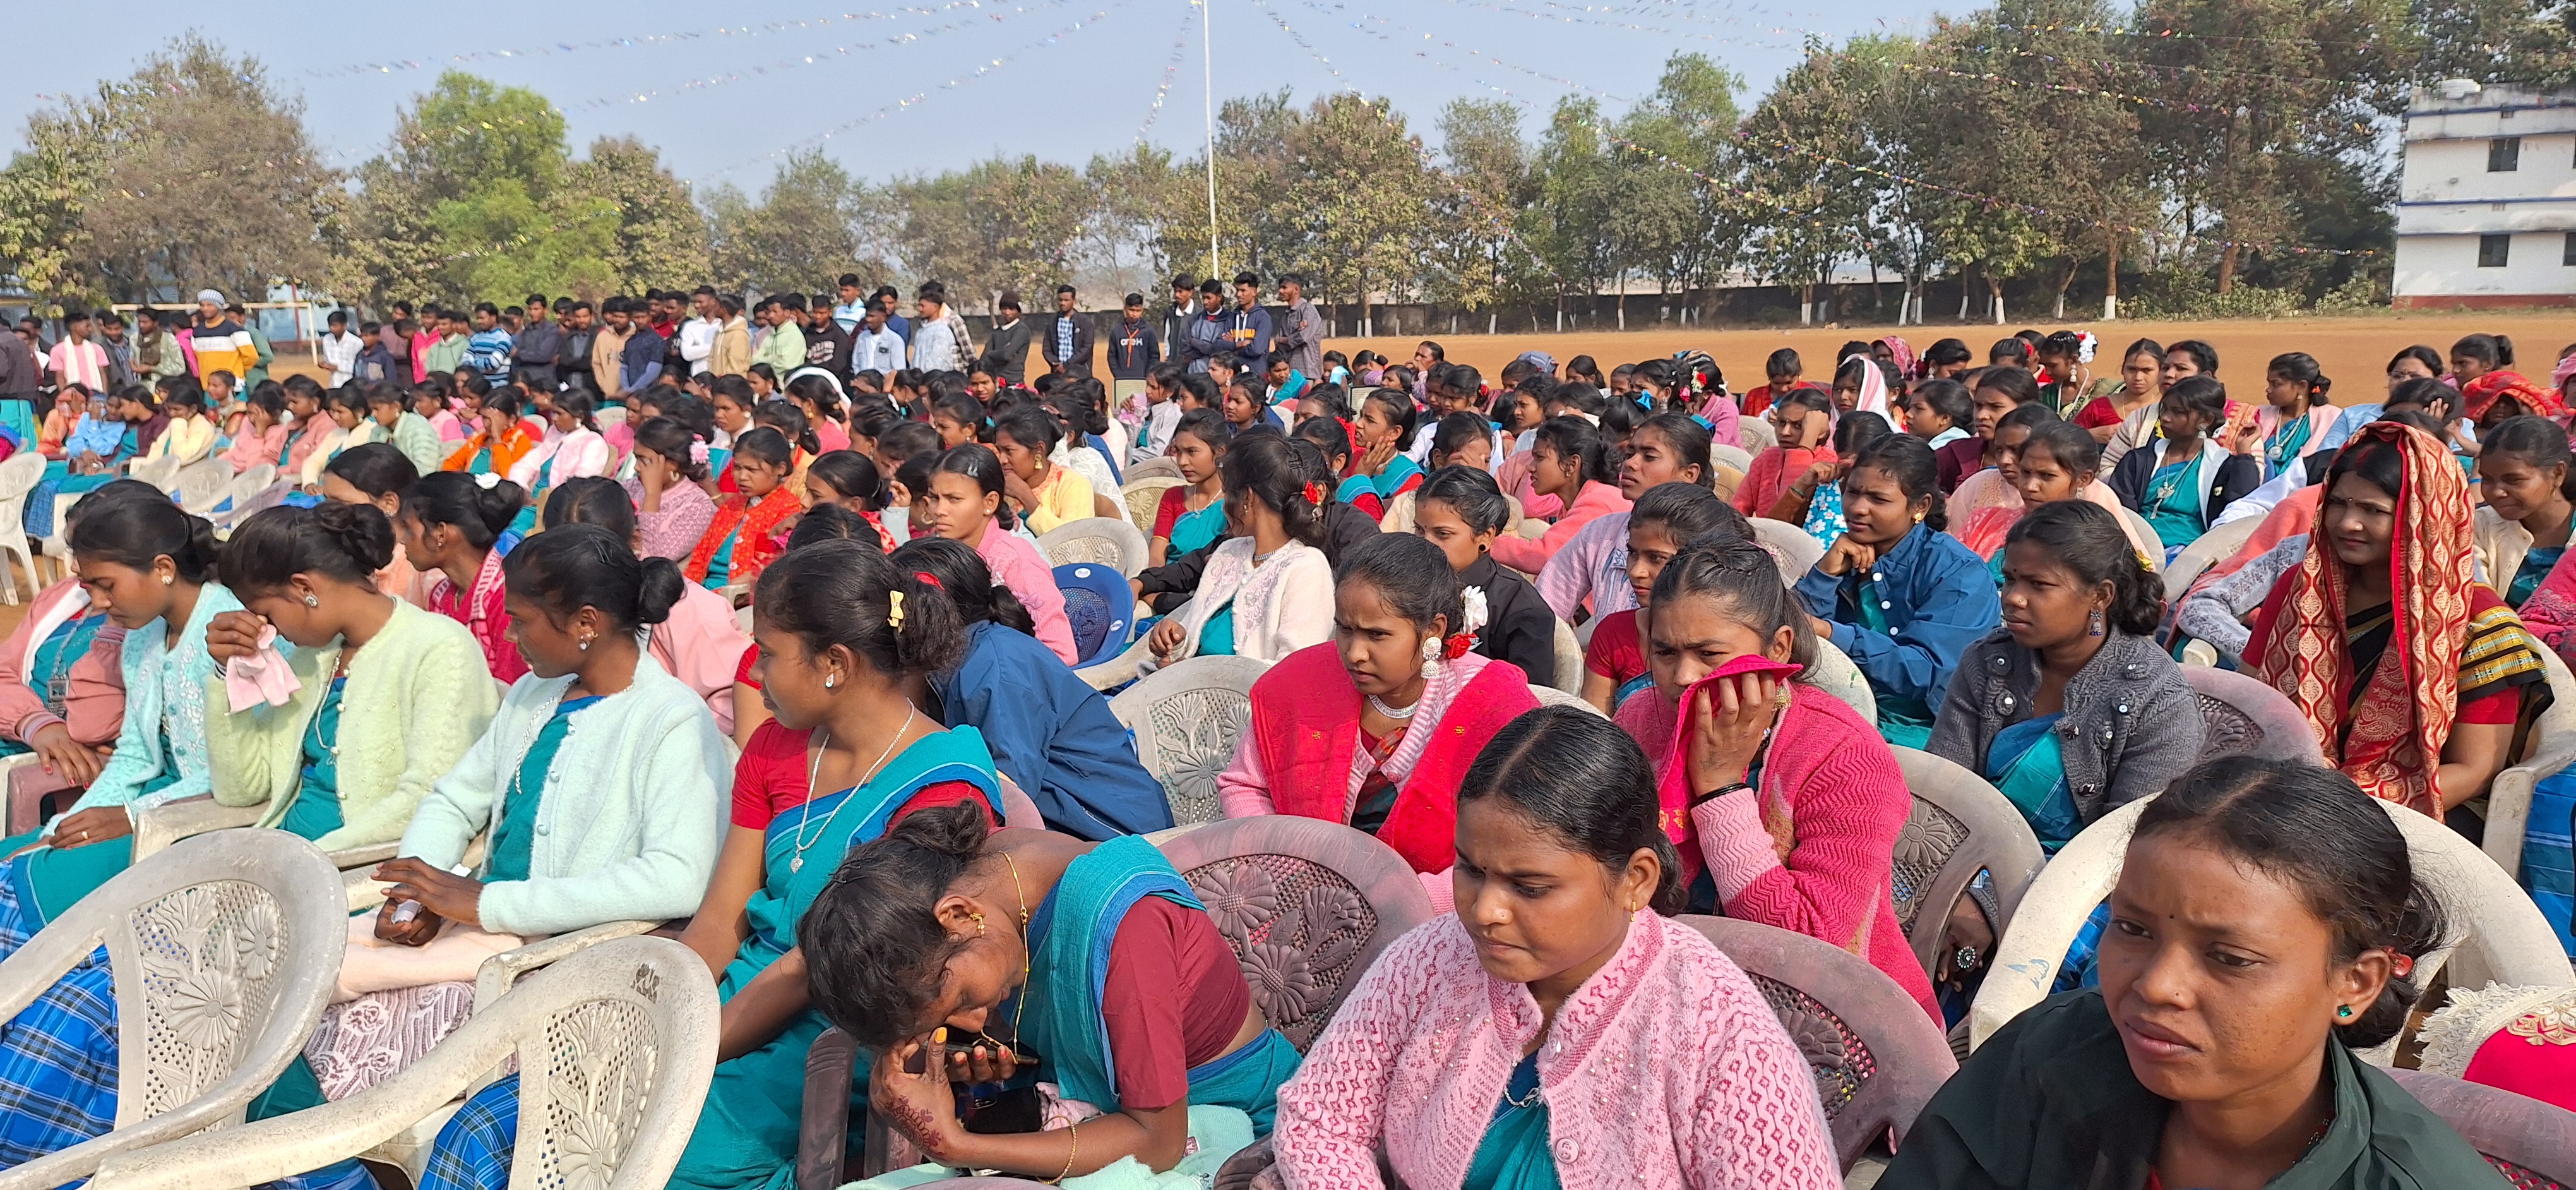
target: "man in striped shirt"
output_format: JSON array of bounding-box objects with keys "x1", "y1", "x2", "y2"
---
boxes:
[
  {"x1": 45, "y1": 310, "x2": 110, "y2": 393},
  {"x1": 189, "y1": 289, "x2": 257, "y2": 387}
]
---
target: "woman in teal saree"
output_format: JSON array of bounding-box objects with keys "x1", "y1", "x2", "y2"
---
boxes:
[{"x1": 804, "y1": 808, "x2": 1301, "y2": 1182}]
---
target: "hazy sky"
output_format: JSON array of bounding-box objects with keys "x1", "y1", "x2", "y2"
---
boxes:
[{"x1": 6, "y1": 0, "x2": 1943, "y2": 191}]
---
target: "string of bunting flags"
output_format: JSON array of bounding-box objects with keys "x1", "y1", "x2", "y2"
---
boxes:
[
  {"x1": 1135, "y1": 1, "x2": 1198, "y2": 142},
  {"x1": 283, "y1": 1, "x2": 1047, "y2": 79},
  {"x1": 568, "y1": 0, "x2": 1085, "y2": 109},
  {"x1": 1892, "y1": 61, "x2": 2379, "y2": 135}
]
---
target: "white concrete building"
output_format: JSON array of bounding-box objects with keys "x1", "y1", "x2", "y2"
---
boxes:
[{"x1": 2394, "y1": 82, "x2": 2576, "y2": 310}]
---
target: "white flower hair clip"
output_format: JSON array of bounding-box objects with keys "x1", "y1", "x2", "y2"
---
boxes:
[
  {"x1": 474, "y1": 472, "x2": 500, "y2": 490},
  {"x1": 690, "y1": 440, "x2": 710, "y2": 466},
  {"x1": 2075, "y1": 331, "x2": 2099, "y2": 364},
  {"x1": 1460, "y1": 586, "x2": 1491, "y2": 639}
]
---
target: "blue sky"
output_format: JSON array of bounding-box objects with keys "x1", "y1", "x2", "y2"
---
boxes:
[{"x1": 6, "y1": 0, "x2": 1942, "y2": 191}]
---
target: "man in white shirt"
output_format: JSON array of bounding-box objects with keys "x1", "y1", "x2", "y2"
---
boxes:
[
  {"x1": 833, "y1": 273, "x2": 870, "y2": 332},
  {"x1": 44, "y1": 309, "x2": 109, "y2": 393},
  {"x1": 910, "y1": 281, "x2": 973, "y2": 372},
  {"x1": 317, "y1": 308, "x2": 364, "y2": 388},
  {"x1": 679, "y1": 287, "x2": 721, "y2": 376},
  {"x1": 852, "y1": 304, "x2": 905, "y2": 376}
]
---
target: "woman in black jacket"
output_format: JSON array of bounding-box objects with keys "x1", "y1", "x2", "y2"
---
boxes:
[{"x1": 1409, "y1": 465, "x2": 1559, "y2": 684}]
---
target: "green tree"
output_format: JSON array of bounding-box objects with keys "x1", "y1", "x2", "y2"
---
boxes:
[
  {"x1": 562, "y1": 136, "x2": 710, "y2": 296},
  {"x1": 707, "y1": 152, "x2": 862, "y2": 296},
  {"x1": 1422, "y1": 99, "x2": 1538, "y2": 330},
  {"x1": 1527, "y1": 98, "x2": 1621, "y2": 330},
  {"x1": 1611, "y1": 54, "x2": 1743, "y2": 326},
  {"x1": 1268, "y1": 93, "x2": 1428, "y2": 328}
]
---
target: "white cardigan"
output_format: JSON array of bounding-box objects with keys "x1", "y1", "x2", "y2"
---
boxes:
[
  {"x1": 1162, "y1": 536, "x2": 1333, "y2": 665},
  {"x1": 397, "y1": 653, "x2": 727, "y2": 936}
]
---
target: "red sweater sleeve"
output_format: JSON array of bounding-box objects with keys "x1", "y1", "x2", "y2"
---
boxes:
[
  {"x1": 1099, "y1": 898, "x2": 1249, "y2": 1111},
  {"x1": 1692, "y1": 712, "x2": 1911, "y2": 955}
]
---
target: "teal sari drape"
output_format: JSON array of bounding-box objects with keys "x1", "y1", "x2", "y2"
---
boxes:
[{"x1": 1985, "y1": 713, "x2": 2079, "y2": 853}]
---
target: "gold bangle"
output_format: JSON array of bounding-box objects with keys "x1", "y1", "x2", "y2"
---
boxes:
[{"x1": 1051, "y1": 1121, "x2": 1079, "y2": 1184}]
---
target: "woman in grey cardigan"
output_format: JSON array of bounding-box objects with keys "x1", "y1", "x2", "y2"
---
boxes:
[{"x1": 1929, "y1": 500, "x2": 2205, "y2": 852}]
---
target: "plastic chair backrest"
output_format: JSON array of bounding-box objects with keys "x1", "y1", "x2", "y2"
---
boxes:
[
  {"x1": 2388, "y1": 1067, "x2": 2576, "y2": 1189},
  {"x1": 129, "y1": 453, "x2": 182, "y2": 494},
  {"x1": 1710, "y1": 442, "x2": 1754, "y2": 475},
  {"x1": 1677, "y1": 915, "x2": 1959, "y2": 1170},
  {"x1": 1750, "y1": 517, "x2": 1823, "y2": 587},
  {"x1": 1036, "y1": 516, "x2": 1148, "y2": 577},
  {"x1": 2484, "y1": 648, "x2": 2576, "y2": 881},
  {"x1": 2183, "y1": 666, "x2": 2327, "y2": 764},
  {"x1": 1108, "y1": 655, "x2": 1269, "y2": 826},
  {"x1": 1530, "y1": 684, "x2": 1604, "y2": 716},
  {"x1": 1124, "y1": 457, "x2": 1183, "y2": 483},
  {"x1": 0, "y1": 830, "x2": 345, "y2": 1190},
  {"x1": 1967, "y1": 794, "x2": 2575, "y2": 1054},
  {"x1": 2116, "y1": 507, "x2": 2166, "y2": 573},
  {"x1": 2162, "y1": 515, "x2": 2261, "y2": 605},
  {"x1": 1890, "y1": 747, "x2": 2046, "y2": 978},
  {"x1": 1547, "y1": 616, "x2": 1583, "y2": 692},
  {"x1": 1738, "y1": 415, "x2": 1777, "y2": 455},
  {"x1": 1158, "y1": 816, "x2": 1437, "y2": 1051},
  {"x1": 1805, "y1": 638, "x2": 1879, "y2": 725},
  {"x1": 1121, "y1": 476, "x2": 1184, "y2": 536},
  {"x1": 1052, "y1": 562, "x2": 1136, "y2": 668},
  {"x1": 175, "y1": 458, "x2": 229, "y2": 513},
  {"x1": 0, "y1": 450, "x2": 45, "y2": 501}
]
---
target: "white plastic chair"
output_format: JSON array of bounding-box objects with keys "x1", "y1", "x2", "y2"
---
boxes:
[
  {"x1": 1709, "y1": 442, "x2": 1754, "y2": 476},
  {"x1": 173, "y1": 457, "x2": 230, "y2": 516},
  {"x1": 2161, "y1": 515, "x2": 2260, "y2": 606},
  {"x1": 126, "y1": 453, "x2": 182, "y2": 495},
  {"x1": 1121, "y1": 476, "x2": 1184, "y2": 537},
  {"x1": 0, "y1": 450, "x2": 47, "y2": 603},
  {"x1": 0, "y1": 830, "x2": 346, "y2": 1190},
  {"x1": 1967, "y1": 793, "x2": 2575, "y2": 1057},
  {"x1": 1036, "y1": 516, "x2": 1148, "y2": 578},
  {"x1": 2483, "y1": 648, "x2": 2576, "y2": 882},
  {"x1": 1530, "y1": 683, "x2": 1604, "y2": 717},
  {"x1": 1737, "y1": 416, "x2": 1776, "y2": 456},
  {"x1": 1108, "y1": 654, "x2": 1269, "y2": 826},
  {"x1": 1749, "y1": 517, "x2": 1823, "y2": 586},
  {"x1": 85, "y1": 937, "x2": 719, "y2": 1190},
  {"x1": 1123, "y1": 457, "x2": 1183, "y2": 483},
  {"x1": 1547, "y1": 617, "x2": 1583, "y2": 692}
]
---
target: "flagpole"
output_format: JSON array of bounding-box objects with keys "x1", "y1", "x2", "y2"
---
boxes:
[{"x1": 1200, "y1": 0, "x2": 1219, "y2": 279}]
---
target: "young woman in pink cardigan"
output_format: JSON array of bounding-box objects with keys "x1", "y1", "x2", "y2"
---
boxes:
[
  {"x1": 1271, "y1": 707, "x2": 1840, "y2": 1190},
  {"x1": 1489, "y1": 418, "x2": 1630, "y2": 576},
  {"x1": 1613, "y1": 535, "x2": 1941, "y2": 1019}
]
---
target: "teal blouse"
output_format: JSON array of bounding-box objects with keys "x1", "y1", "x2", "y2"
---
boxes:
[
  {"x1": 485, "y1": 695, "x2": 603, "y2": 884},
  {"x1": 1463, "y1": 1052, "x2": 1559, "y2": 1190},
  {"x1": 2145, "y1": 455, "x2": 2206, "y2": 550},
  {"x1": 2512, "y1": 546, "x2": 2563, "y2": 610},
  {"x1": 278, "y1": 678, "x2": 349, "y2": 840}
]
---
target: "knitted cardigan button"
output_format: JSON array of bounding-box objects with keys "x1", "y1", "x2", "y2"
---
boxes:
[{"x1": 1554, "y1": 1138, "x2": 1580, "y2": 1162}]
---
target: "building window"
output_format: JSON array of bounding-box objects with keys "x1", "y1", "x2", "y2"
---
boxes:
[
  {"x1": 2566, "y1": 232, "x2": 2576, "y2": 266},
  {"x1": 2480, "y1": 234, "x2": 2512, "y2": 267},
  {"x1": 2490, "y1": 136, "x2": 2522, "y2": 171}
]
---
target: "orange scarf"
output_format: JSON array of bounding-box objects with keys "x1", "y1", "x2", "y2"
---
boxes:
[
  {"x1": 686, "y1": 484, "x2": 801, "y2": 586},
  {"x1": 2250, "y1": 422, "x2": 2472, "y2": 814},
  {"x1": 443, "y1": 425, "x2": 537, "y2": 477}
]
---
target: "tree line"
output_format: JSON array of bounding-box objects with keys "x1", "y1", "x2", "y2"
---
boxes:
[{"x1": 2, "y1": 0, "x2": 2569, "y2": 326}]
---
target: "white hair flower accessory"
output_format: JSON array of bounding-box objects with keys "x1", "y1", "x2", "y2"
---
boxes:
[
  {"x1": 690, "y1": 440, "x2": 710, "y2": 466},
  {"x1": 2075, "y1": 331, "x2": 2099, "y2": 364},
  {"x1": 473, "y1": 472, "x2": 500, "y2": 490},
  {"x1": 1460, "y1": 586, "x2": 1490, "y2": 639}
]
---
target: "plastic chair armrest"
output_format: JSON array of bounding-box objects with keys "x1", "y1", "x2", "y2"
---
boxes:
[
  {"x1": 129, "y1": 796, "x2": 265, "y2": 862},
  {"x1": 472, "y1": 920, "x2": 657, "y2": 1011}
]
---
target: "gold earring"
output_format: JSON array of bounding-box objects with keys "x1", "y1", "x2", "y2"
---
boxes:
[{"x1": 972, "y1": 911, "x2": 987, "y2": 938}]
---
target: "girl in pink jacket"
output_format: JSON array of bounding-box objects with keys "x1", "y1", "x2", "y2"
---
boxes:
[{"x1": 1272, "y1": 706, "x2": 1840, "y2": 1190}]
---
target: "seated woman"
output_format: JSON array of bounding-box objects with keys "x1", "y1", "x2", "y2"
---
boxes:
[
  {"x1": 1535, "y1": 411, "x2": 1714, "y2": 620},
  {"x1": 1796, "y1": 434, "x2": 2001, "y2": 748},
  {"x1": 440, "y1": 388, "x2": 539, "y2": 478},
  {"x1": 1963, "y1": 418, "x2": 2162, "y2": 580},
  {"x1": 1143, "y1": 433, "x2": 1335, "y2": 668},
  {"x1": 368, "y1": 385, "x2": 444, "y2": 478},
  {"x1": 220, "y1": 382, "x2": 292, "y2": 474},
  {"x1": 0, "y1": 483, "x2": 157, "y2": 791},
  {"x1": 2253, "y1": 352, "x2": 2340, "y2": 480},
  {"x1": 549, "y1": 478, "x2": 751, "y2": 735},
  {"x1": 801, "y1": 805, "x2": 1306, "y2": 1181},
  {"x1": 1148, "y1": 409, "x2": 1231, "y2": 568},
  {"x1": 1218, "y1": 532, "x2": 1539, "y2": 909},
  {"x1": 1410, "y1": 466, "x2": 1559, "y2": 683},
  {"x1": 684, "y1": 427, "x2": 801, "y2": 598},
  {"x1": 320, "y1": 444, "x2": 432, "y2": 606},
  {"x1": 1582, "y1": 482, "x2": 1748, "y2": 714},
  {"x1": 1734, "y1": 387, "x2": 1835, "y2": 520},
  {"x1": 2250, "y1": 420, "x2": 2549, "y2": 822},
  {"x1": 299, "y1": 386, "x2": 380, "y2": 489},
  {"x1": 1272, "y1": 707, "x2": 1842, "y2": 1190},
  {"x1": 624, "y1": 415, "x2": 718, "y2": 562},
  {"x1": 919, "y1": 443, "x2": 1078, "y2": 663},
  {"x1": 1770, "y1": 410, "x2": 1896, "y2": 549},
  {"x1": 802, "y1": 449, "x2": 898, "y2": 553},
  {"x1": 1616, "y1": 536, "x2": 1940, "y2": 1016},
  {"x1": 1931, "y1": 500, "x2": 2203, "y2": 854},
  {"x1": 2472, "y1": 414, "x2": 2573, "y2": 609},
  {"x1": 2108, "y1": 376, "x2": 2261, "y2": 560},
  {"x1": 896, "y1": 537, "x2": 1170, "y2": 840},
  {"x1": 1336, "y1": 386, "x2": 1424, "y2": 520},
  {"x1": 1883, "y1": 757, "x2": 2493, "y2": 1190},
  {"x1": 396, "y1": 525, "x2": 729, "y2": 1190},
  {"x1": 399, "y1": 471, "x2": 530, "y2": 684},
  {"x1": 510, "y1": 388, "x2": 612, "y2": 495},
  {"x1": 0, "y1": 498, "x2": 237, "y2": 934},
  {"x1": 2073, "y1": 338, "x2": 2164, "y2": 451},
  {"x1": 1489, "y1": 416, "x2": 1626, "y2": 576},
  {"x1": 138, "y1": 382, "x2": 216, "y2": 465},
  {"x1": 1947, "y1": 403, "x2": 2060, "y2": 560},
  {"x1": 992, "y1": 407, "x2": 1095, "y2": 536}
]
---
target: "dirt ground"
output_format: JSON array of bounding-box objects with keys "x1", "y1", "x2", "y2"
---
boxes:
[{"x1": 1324, "y1": 311, "x2": 2576, "y2": 403}]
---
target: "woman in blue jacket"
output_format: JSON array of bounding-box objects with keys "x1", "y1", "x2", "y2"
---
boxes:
[
  {"x1": 892, "y1": 536, "x2": 1174, "y2": 839},
  {"x1": 1795, "y1": 434, "x2": 2001, "y2": 748}
]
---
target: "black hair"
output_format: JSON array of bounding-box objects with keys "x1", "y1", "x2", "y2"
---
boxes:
[
  {"x1": 1416, "y1": 465, "x2": 1512, "y2": 536},
  {"x1": 1995, "y1": 402, "x2": 2060, "y2": 439},
  {"x1": 2267, "y1": 352, "x2": 2333, "y2": 406},
  {"x1": 1909, "y1": 378, "x2": 1971, "y2": 432},
  {"x1": 2479, "y1": 415, "x2": 2576, "y2": 502},
  {"x1": 1652, "y1": 534, "x2": 1818, "y2": 676},
  {"x1": 785, "y1": 503, "x2": 880, "y2": 553},
  {"x1": 324, "y1": 443, "x2": 419, "y2": 500},
  {"x1": 1290, "y1": 414, "x2": 1352, "y2": 469},
  {"x1": 803, "y1": 802, "x2": 1002, "y2": 1045},
  {"x1": 2122, "y1": 337, "x2": 2166, "y2": 368},
  {"x1": 551, "y1": 388, "x2": 600, "y2": 433},
  {"x1": 61, "y1": 480, "x2": 165, "y2": 536},
  {"x1": 753, "y1": 400, "x2": 821, "y2": 456},
  {"x1": 1334, "y1": 532, "x2": 1464, "y2": 639},
  {"x1": 542, "y1": 475, "x2": 638, "y2": 543},
  {"x1": 878, "y1": 421, "x2": 941, "y2": 466},
  {"x1": 1360, "y1": 387, "x2": 1419, "y2": 443},
  {"x1": 889, "y1": 536, "x2": 1036, "y2": 637},
  {"x1": 2329, "y1": 427, "x2": 2412, "y2": 502},
  {"x1": 1630, "y1": 412, "x2": 1714, "y2": 488},
  {"x1": 1832, "y1": 354, "x2": 1876, "y2": 391},
  {"x1": 220, "y1": 502, "x2": 398, "y2": 592},
  {"x1": 1763, "y1": 347, "x2": 1801, "y2": 379},
  {"x1": 477, "y1": 387, "x2": 524, "y2": 422},
  {"x1": 1048, "y1": 378, "x2": 1112, "y2": 438},
  {"x1": 400, "y1": 472, "x2": 525, "y2": 552},
  {"x1": 712, "y1": 375, "x2": 758, "y2": 409},
  {"x1": 633, "y1": 416, "x2": 710, "y2": 483},
  {"x1": 2168, "y1": 339, "x2": 2221, "y2": 377},
  {"x1": 1428, "y1": 412, "x2": 1489, "y2": 468},
  {"x1": 2454, "y1": 334, "x2": 2515, "y2": 370},
  {"x1": 932, "y1": 390, "x2": 986, "y2": 433},
  {"x1": 808, "y1": 450, "x2": 885, "y2": 511},
  {"x1": 1845, "y1": 434, "x2": 1946, "y2": 532},
  {"x1": 934, "y1": 443, "x2": 1017, "y2": 531},
  {"x1": 1774, "y1": 385, "x2": 1834, "y2": 420},
  {"x1": 2375, "y1": 409, "x2": 2449, "y2": 442},
  {"x1": 1924, "y1": 339, "x2": 1972, "y2": 369},
  {"x1": 2162, "y1": 376, "x2": 2229, "y2": 428},
  {"x1": 1172, "y1": 408, "x2": 1233, "y2": 457},
  {"x1": 1628, "y1": 481, "x2": 1748, "y2": 546},
  {"x1": 1547, "y1": 382, "x2": 1605, "y2": 419},
  {"x1": 1296, "y1": 383, "x2": 1352, "y2": 421},
  {"x1": 323, "y1": 387, "x2": 369, "y2": 421},
  {"x1": 1989, "y1": 337, "x2": 2034, "y2": 367},
  {"x1": 2385, "y1": 377, "x2": 2457, "y2": 420},
  {"x1": 1221, "y1": 431, "x2": 1328, "y2": 548},
  {"x1": 757, "y1": 537, "x2": 963, "y2": 682},
  {"x1": 2003, "y1": 501, "x2": 2158, "y2": 634},
  {"x1": 1975, "y1": 366, "x2": 2044, "y2": 409},
  {"x1": 2017, "y1": 418, "x2": 2102, "y2": 482},
  {"x1": 1835, "y1": 410, "x2": 1895, "y2": 459},
  {"x1": 2388, "y1": 345, "x2": 2444, "y2": 377},
  {"x1": 2132, "y1": 756, "x2": 2448, "y2": 1050},
  {"x1": 71, "y1": 496, "x2": 220, "y2": 584},
  {"x1": 785, "y1": 373, "x2": 847, "y2": 425},
  {"x1": 1458, "y1": 707, "x2": 1683, "y2": 913},
  {"x1": 244, "y1": 381, "x2": 287, "y2": 421},
  {"x1": 732, "y1": 425, "x2": 795, "y2": 471},
  {"x1": 992, "y1": 407, "x2": 1064, "y2": 458},
  {"x1": 1532, "y1": 416, "x2": 1616, "y2": 486},
  {"x1": 504, "y1": 521, "x2": 683, "y2": 634}
]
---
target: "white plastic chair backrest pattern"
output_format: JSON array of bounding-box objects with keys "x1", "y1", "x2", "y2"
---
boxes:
[
  {"x1": 1120, "y1": 476, "x2": 1184, "y2": 536},
  {"x1": 1036, "y1": 516, "x2": 1148, "y2": 577},
  {"x1": 1530, "y1": 684, "x2": 1606, "y2": 717},
  {"x1": 1967, "y1": 794, "x2": 2574, "y2": 1055},
  {"x1": 0, "y1": 829, "x2": 345, "y2": 1190},
  {"x1": 1749, "y1": 518, "x2": 1823, "y2": 588},
  {"x1": 1547, "y1": 618, "x2": 1583, "y2": 692},
  {"x1": 1109, "y1": 655, "x2": 1268, "y2": 826}
]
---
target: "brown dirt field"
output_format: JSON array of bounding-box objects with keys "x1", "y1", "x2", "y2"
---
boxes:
[{"x1": 1321, "y1": 311, "x2": 2576, "y2": 401}]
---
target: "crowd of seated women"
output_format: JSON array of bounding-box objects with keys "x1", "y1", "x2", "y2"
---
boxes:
[{"x1": 0, "y1": 328, "x2": 2570, "y2": 1190}]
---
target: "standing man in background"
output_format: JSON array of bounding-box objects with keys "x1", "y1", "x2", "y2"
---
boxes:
[
  {"x1": 1225, "y1": 272, "x2": 1273, "y2": 377},
  {"x1": 512, "y1": 292, "x2": 560, "y2": 390},
  {"x1": 94, "y1": 310, "x2": 134, "y2": 389},
  {"x1": 229, "y1": 301, "x2": 273, "y2": 390},
  {"x1": 594, "y1": 298, "x2": 634, "y2": 401},
  {"x1": 1041, "y1": 284, "x2": 1094, "y2": 379},
  {"x1": 44, "y1": 310, "x2": 109, "y2": 395},
  {"x1": 852, "y1": 303, "x2": 904, "y2": 377},
  {"x1": 1162, "y1": 274, "x2": 1197, "y2": 360},
  {"x1": 189, "y1": 290, "x2": 257, "y2": 387},
  {"x1": 751, "y1": 297, "x2": 806, "y2": 375},
  {"x1": 556, "y1": 300, "x2": 597, "y2": 394},
  {"x1": 318, "y1": 309, "x2": 364, "y2": 388},
  {"x1": 679, "y1": 287, "x2": 720, "y2": 376},
  {"x1": 1276, "y1": 272, "x2": 1325, "y2": 382},
  {"x1": 910, "y1": 282, "x2": 971, "y2": 371},
  {"x1": 133, "y1": 309, "x2": 185, "y2": 380},
  {"x1": 874, "y1": 285, "x2": 910, "y2": 341},
  {"x1": 982, "y1": 291, "x2": 1032, "y2": 386},
  {"x1": 833, "y1": 275, "x2": 869, "y2": 332}
]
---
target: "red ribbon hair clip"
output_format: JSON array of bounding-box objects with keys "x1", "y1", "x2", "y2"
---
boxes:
[
  {"x1": 1443, "y1": 634, "x2": 1473, "y2": 660},
  {"x1": 1303, "y1": 481, "x2": 1327, "y2": 505},
  {"x1": 912, "y1": 571, "x2": 943, "y2": 590}
]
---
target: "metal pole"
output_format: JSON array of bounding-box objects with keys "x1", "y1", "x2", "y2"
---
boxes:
[{"x1": 1200, "y1": 0, "x2": 1219, "y2": 279}]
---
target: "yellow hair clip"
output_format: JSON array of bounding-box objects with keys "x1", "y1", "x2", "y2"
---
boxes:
[{"x1": 888, "y1": 589, "x2": 907, "y2": 628}]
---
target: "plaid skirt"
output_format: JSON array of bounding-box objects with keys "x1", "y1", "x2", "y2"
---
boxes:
[{"x1": 419, "y1": 1073, "x2": 518, "y2": 1190}]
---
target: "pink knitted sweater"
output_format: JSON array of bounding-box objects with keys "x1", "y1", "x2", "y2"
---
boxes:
[
  {"x1": 1616, "y1": 682, "x2": 1941, "y2": 1019},
  {"x1": 1272, "y1": 914, "x2": 1840, "y2": 1190}
]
